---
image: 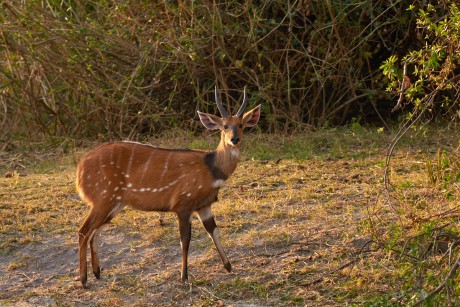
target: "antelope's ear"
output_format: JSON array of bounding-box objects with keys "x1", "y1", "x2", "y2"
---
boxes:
[
  {"x1": 197, "y1": 111, "x2": 222, "y2": 130},
  {"x1": 242, "y1": 105, "x2": 261, "y2": 128}
]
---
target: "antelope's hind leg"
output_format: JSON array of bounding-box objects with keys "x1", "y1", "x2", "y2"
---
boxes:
[
  {"x1": 177, "y1": 212, "x2": 192, "y2": 282},
  {"x1": 196, "y1": 206, "x2": 231, "y2": 272},
  {"x1": 79, "y1": 209, "x2": 101, "y2": 288},
  {"x1": 78, "y1": 202, "x2": 123, "y2": 287},
  {"x1": 89, "y1": 202, "x2": 124, "y2": 280},
  {"x1": 89, "y1": 228, "x2": 103, "y2": 279}
]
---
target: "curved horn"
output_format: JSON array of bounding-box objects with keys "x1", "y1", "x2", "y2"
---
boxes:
[
  {"x1": 235, "y1": 86, "x2": 248, "y2": 117},
  {"x1": 215, "y1": 86, "x2": 230, "y2": 118}
]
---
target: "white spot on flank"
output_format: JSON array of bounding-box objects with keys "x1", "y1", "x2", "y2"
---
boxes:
[
  {"x1": 198, "y1": 185, "x2": 202, "y2": 189},
  {"x1": 140, "y1": 150, "x2": 154, "y2": 184},
  {"x1": 164, "y1": 174, "x2": 187, "y2": 189},
  {"x1": 127, "y1": 183, "x2": 132, "y2": 187},
  {"x1": 160, "y1": 152, "x2": 172, "y2": 181},
  {"x1": 114, "y1": 187, "x2": 119, "y2": 191},
  {"x1": 212, "y1": 179, "x2": 226, "y2": 188},
  {"x1": 186, "y1": 193, "x2": 191, "y2": 197},
  {"x1": 109, "y1": 149, "x2": 114, "y2": 165},
  {"x1": 86, "y1": 175, "x2": 91, "y2": 180},
  {"x1": 126, "y1": 143, "x2": 136, "y2": 176},
  {"x1": 152, "y1": 188, "x2": 158, "y2": 192},
  {"x1": 102, "y1": 190, "x2": 107, "y2": 194},
  {"x1": 139, "y1": 188, "x2": 145, "y2": 192},
  {"x1": 132, "y1": 189, "x2": 137, "y2": 192},
  {"x1": 116, "y1": 196, "x2": 121, "y2": 200}
]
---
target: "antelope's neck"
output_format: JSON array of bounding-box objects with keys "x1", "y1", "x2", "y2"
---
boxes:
[{"x1": 213, "y1": 138, "x2": 240, "y2": 179}]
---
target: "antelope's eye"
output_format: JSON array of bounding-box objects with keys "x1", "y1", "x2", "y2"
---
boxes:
[{"x1": 223, "y1": 125, "x2": 228, "y2": 129}]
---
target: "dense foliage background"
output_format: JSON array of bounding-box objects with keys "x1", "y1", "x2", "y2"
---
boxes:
[
  {"x1": 1, "y1": 1, "x2": 460, "y2": 305},
  {"x1": 0, "y1": 0, "x2": 459, "y2": 140}
]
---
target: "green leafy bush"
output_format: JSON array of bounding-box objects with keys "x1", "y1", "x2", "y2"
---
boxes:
[{"x1": 380, "y1": 1, "x2": 460, "y2": 118}]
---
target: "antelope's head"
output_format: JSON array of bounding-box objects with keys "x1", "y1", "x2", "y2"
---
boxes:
[{"x1": 197, "y1": 87, "x2": 261, "y2": 147}]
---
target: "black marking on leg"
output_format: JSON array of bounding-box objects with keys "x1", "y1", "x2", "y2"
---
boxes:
[{"x1": 201, "y1": 216, "x2": 217, "y2": 234}]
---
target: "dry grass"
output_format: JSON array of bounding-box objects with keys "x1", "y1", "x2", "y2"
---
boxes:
[{"x1": 1, "y1": 127, "x2": 459, "y2": 305}]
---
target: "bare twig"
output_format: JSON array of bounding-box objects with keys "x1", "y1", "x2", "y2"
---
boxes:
[
  {"x1": 413, "y1": 240, "x2": 460, "y2": 306},
  {"x1": 383, "y1": 90, "x2": 437, "y2": 193},
  {"x1": 301, "y1": 258, "x2": 359, "y2": 287},
  {"x1": 300, "y1": 239, "x2": 376, "y2": 287},
  {"x1": 392, "y1": 61, "x2": 408, "y2": 112}
]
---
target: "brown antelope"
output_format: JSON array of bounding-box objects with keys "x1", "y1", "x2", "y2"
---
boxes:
[{"x1": 76, "y1": 87, "x2": 261, "y2": 288}]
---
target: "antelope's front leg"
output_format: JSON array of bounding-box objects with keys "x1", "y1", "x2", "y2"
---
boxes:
[
  {"x1": 196, "y1": 206, "x2": 232, "y2": 272},
  {"x1": 177, "y1": 212, "x2": 192, "y2": 281}
]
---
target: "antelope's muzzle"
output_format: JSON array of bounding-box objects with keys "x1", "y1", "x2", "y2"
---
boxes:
[
  {"x1": 231, "y1": 136, "x2": 240, "y2": 145},
  {"x1": 230, "y1": 126, "x2": 239, "y2": 145}
]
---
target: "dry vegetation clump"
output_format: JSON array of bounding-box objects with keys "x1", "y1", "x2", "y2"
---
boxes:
[
  {"x1": 1, "y1": 127, "x2": 459, "y2": 305},
  {"x1": 0, "y1": 0, "x2": 429, "y2": 140}
]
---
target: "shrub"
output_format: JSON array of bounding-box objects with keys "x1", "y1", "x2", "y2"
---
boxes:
[{"x1": 0, "y1": 1, "x2": 423, "y2": 140}]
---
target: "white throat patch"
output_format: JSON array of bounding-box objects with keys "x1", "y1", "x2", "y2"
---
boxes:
[{"x1": 230, "y1": 148, "x2": 240, "y2": 159}]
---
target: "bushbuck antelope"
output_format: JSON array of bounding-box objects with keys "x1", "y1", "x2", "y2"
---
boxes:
[{"x1": 76, "y1": 87, "x2": 261, "y2": 287}]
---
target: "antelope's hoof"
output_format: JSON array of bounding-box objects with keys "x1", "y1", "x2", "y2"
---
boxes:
[
  {"x1": 80, "y1": 277, "x2": 88, "y2": 289},
  {"x1": 224, "y1": 262, "x2": 232, "y2": 272},
  {"x1": 93, "y1": 267, "x2": 101, "y2": 279}
]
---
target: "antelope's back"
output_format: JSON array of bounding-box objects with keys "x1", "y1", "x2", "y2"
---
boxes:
[{"x1": 76, "y1": 142, "x2": 218, "y2": 212}]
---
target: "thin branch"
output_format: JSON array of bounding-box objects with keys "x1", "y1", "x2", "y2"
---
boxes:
[
  {"x1": 383, "y1": 90, "x2": 437, "y2": 192},
  {"x1": 299, "y1": 239, "x2": 376, "y2": 287},
  {"x1": 413, "y1": 242, "x2": 460, "y2": 306},
  {"x1": 392, "y1": 61, "x2": 408, "y2": 112}
]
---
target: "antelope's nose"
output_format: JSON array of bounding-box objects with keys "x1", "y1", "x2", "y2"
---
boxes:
[{"x1": 231, "y1": 136, "x2": 240, "y2": 145}]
